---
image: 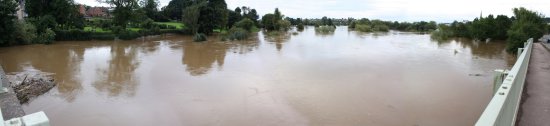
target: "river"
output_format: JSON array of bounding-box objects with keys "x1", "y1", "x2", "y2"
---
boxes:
[{"x1": 0, "y1": 26, "x2": 514, "y2": 126}]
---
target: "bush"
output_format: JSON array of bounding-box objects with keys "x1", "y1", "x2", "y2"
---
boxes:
[
  {"x1": 315, "y1": 25, "x2": 336, "y2": 33},
  {"x1": 234, "y1": 18, "x2": 255, "y2": 31},
  {"x1": 372, "y1": 24, "x2": 389, "y2": 32},
  {"x1": 297, "y1": 23, "x2": 305, "y2": 31},
  {"x1": 110, "y1": 26, "x2": 124, "y2": 34},
  {"x1": 277, "y1": 20, "x2": 291, "y2": 31},
  {"x1": 355, "y1": 24, "x2": 372, "y2": 32},
  {"x1": 227, "y1": 27, "x2": 249, "y2": 41},
  {"x1": 193, "y1": 33, "x2": 207, "y2": 42},
  {"x1": 14, "y1": 21, "x2": 37, "y2": 44},
  {"x1": 118, "y1": 30, "x2": 141, "y2": 40},
  {"x1": 54, "y1": 29, "x2": 116, "y2": 41},
  {"x1": 35, "y1": 28, "x2": 56, "y2": 44}
]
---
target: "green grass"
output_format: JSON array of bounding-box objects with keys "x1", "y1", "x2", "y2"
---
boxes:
[
  {"x1": 83, "y1": 27, "x2": 111, "y2": 33},
  {"x1": 155, "y1": 22, "x2": 185, "y2": 29},
  {"x1": 251, "y1": 26, "x2": 260, "y2": 32},
  {"x1": 128, "y1": 28, "x2": 142, "y2": 32}
]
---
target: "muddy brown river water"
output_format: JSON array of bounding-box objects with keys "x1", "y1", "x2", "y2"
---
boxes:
[{"x1": 0, "y1": 27, "x2": 514, "y2": 126}]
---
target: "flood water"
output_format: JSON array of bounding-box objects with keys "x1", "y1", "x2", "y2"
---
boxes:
[{"x1": 0, "y1": 27, "x2": 514, "y2": 126}]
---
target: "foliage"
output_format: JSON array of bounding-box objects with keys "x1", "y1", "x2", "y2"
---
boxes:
[
  {"x1": 197, "y1": 0, "x2": 228, "y2": 35},
  {"x1": 506, "y1": 7, "x2": 547, "y2": 53},
  {"x1": 118, "y1": 30, "x2": 141, "y2": 40},
  {"x1": 14, "y1": 21, "x2": 37, "y2": 45},
  {"x1": 26, "y1": 0, "x2": 83, "y2": 29},
  {"x1": 55, "y1": 29, "x2": 116, "y2": 41},
  {"x1": 351, "y1": 19, "x2": 390, "y2": 32},
  {"x1": 193, "y1": 33, "x2": 207, "y2": 42},
  {"x1": 431, "y1": 14, "x2": 512, "y2": 41},
  {"x1": 261, "y1": 14, "x2": 277, "y2": 30},
  {"x1": 182, "y1": 1, "x2": 205, "y2": 34},
  {"x1": 161, "y1": 0, "x2": 192, "y2": 20},
  {"x1": 99, "y1": 0, "x2": 139, "y2": 28},
  {"x1": 36, "y1": 28, "x2": 56, "y2": 44},
  {"x1": 297, "y1": 23, "x2": 305, "y2": 31},
  {"x1": 0, "y1": 0, "x2": 18, "y2": 46},
  {"x1": 430, "y1": 24, "x2": 454, "y2": 40},
  {"x1": 234, "y1": 18, "x2": 255, "y2": 31},
  {"x1": 226, "y1": 27, "x2": 249, "y2": 40},
  {"x1": 315, "y1": 25, "x2": 336, "y2": 33},
  {"x1": 277, "y1": 20, "x2": 292, "y2": 31},
  {"x1": 140, "y1": 0, "x2": 160, "y2": 21}
]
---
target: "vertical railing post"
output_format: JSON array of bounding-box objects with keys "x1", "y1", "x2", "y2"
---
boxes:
[{"x1": 493, "y1": 69, "x2": 509, "y2": 95}]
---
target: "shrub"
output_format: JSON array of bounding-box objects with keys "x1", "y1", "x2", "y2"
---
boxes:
[
  {"x1": 234, "y1": 18, "x2": 255, "y2": 31},
  {"x1": 55, "y1": 29, "x2": 116, "y2": 41},
  {"x1": 315, "y1": 25, "x2": 336, "y2": 33},
  {"x1": 227, "y1": 27, "x2": 249, "y2": 40},
  {"x1": 297, "y1": 23, "x2": 305, "y2": 31},
  {"x1": 14, "y1": 21, "x2": 37, "y2": 44},
  {"x1": 193, "y1": 33, "x2": 207, "y2": 42},
  {"x1": 35, "y1": 28, "x2": 56, "y2": 44},
  {"x1": 277, "y1": 20, "x2": 291, "y2": 31},
  {"x1": 355, "y1": 24, "x2": 372, "y2": 32},
  {"x1": 118, "y1": 30, "x2": 141, "y2": 40},
  {"x1": 110, "y1": 26, "x2": 124, "y2": 34}
]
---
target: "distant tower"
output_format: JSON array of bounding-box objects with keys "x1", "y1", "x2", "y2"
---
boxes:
[{"x1": 480, "y1": 11, "x2": 483, "y2": 19}]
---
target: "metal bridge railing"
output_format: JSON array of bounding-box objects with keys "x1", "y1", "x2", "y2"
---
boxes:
[{"x1": 475, "y1": 38, "x2": 533, "y2": 126}]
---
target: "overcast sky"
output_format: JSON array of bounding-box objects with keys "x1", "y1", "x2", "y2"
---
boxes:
[{"x1": 75, "y1": 0, "x2": 549, "y2": 23}]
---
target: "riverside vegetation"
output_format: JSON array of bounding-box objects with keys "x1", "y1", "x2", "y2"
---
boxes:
[{"x1": 431, "y1": 7, "x2": 548, "y2": 53}]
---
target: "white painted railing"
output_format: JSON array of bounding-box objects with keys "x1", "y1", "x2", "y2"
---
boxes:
[{"x1": 475, "y1": 38, "x2": 533, "y2": 126}]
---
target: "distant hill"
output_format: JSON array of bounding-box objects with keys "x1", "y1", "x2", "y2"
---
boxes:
[{"x1": 545, "y1": 18, "x2": 550, "y2": 23}]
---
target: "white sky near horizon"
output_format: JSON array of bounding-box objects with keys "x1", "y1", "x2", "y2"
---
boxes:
[{"x1": 75, "y1": 0, "x2": 550, "y2": 23}]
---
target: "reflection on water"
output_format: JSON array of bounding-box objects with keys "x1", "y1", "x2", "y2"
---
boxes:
[
  {"x1": 263, "y1": 31, "x2": 291, "y2": 51},
  {"x1": 0, "y1": 27, "x2": 513, "y2": 126}
]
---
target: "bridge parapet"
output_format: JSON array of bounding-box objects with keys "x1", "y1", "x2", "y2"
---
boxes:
[{"x1": 475, "y1": 38, "x2": 533, "y2": 126}]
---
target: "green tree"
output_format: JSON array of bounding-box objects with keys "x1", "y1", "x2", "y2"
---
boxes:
[
  {"x1": 196, "y1": 0, "x2": 227, "y2": 35},
  {"x1": 182, "y1": 1, "x2": 205, "y2": 34},
  {"x1": 261, "y1": 14, "x2": 276, "y2": 30},
  {"x1": 234, "y1": 18, "x2": 255, "y2": 31},
  {"x1": 493, "y1": 15, "x2": 512, "y2": 40},
  {"x1": 140, "y1": 0, "x2": 159, "y2": 21},
  {"x1": 0, "y1": 0, "x2": 18, "y2": 46},
  {"x1": 99, "y1": 0, "x2": 139, "y2": 28},
  {"x1": 161, "y1": 0, "x2": 191, "y2": 20},
  {"x1": 507, "y1": 7, "x2": 547, "y2": 53},
  {"x1": 25, "y1": 0, "x2": 82, "y2": 29},
  {"x1": 227, "y1": 9, "x2": 241, "y2": 29}
]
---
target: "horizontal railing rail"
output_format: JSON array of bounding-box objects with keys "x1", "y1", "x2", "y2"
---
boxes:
[{"x1": 475, "y1": 38, "x2": 533, "y2": 126}]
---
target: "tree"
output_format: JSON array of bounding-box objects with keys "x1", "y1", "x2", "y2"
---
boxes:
[
  {"x1": 507, "y1": 7, "x2": 547, "y2": 53},
  {"x1": 182, "y1": 1, "x2": 205, "y2": 34},
  {"x1": 246, "y1": 9, "x2": 259, "y2": 21},
  {"x1": 161, "y1": 0, "x2": 192, "y2": 20},
  {"x1": 261, "y1": 14, "x2": 276, "y2": 30},
  {"x1": 227, "y1": 9, "x2": 241, "y2": 29},
  {"x1": 197, "y1": 0, "x2": 227, "y2": 35},
  {"x1": 494, "y1": 15, "x2": 512, "y2": 40},
  {"x1": 98, "y1": 0, "x2": 139, "y2": 28},
  {"x1": 26, "y1": 0, "x2": 82, "y2": 29},
  {"x1": 0, "y1": 0, "x2": 18, "y2": 45},
  {"x1": 140, "y1": 0, "x2": 159, "y2": 21}
]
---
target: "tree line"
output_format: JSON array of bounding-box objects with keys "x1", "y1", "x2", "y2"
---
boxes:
[{"x1": 432, "y1": 7, "x2": 547, "y2": 53}]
